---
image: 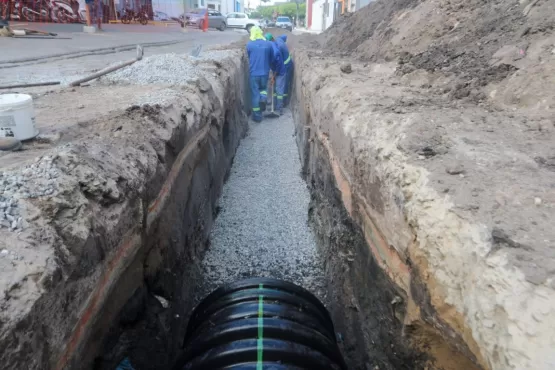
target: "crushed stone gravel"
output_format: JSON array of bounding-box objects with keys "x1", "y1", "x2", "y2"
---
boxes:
[
  {"x1": 101, "y1": 50, "x2": 238, "y2": 86},
  {"x1": 102, "y1": 53, "x2": 199, "y2": 85},
  {"x1": 196, "y1": 108, "x2": 328, "y2": 304},
  {"x1": 0, "y1": 154, "x2": 63, "y2": 231}
]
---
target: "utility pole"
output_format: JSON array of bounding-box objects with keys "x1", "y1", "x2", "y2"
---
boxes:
[{"x1": 294, "y1": 0, "x2": 299, "y2": 27}]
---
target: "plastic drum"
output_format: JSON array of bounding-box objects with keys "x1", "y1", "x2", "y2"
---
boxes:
[{"x1": 0, "y1": 93, "x2": 39, "y2": 140}]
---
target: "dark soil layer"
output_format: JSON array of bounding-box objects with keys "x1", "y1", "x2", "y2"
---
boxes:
[
  {"x1": 292, "y1": 83, "x2": 426, "y2": 370},
  {"x1": 93, "y1": 106, "x2": 247, "y2": 370},
  {"x1": 305, "y1": 135, "x2": 426, "y2": 370}
]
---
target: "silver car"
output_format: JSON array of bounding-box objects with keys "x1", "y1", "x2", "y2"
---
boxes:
[
  {"x1": 275, "y1": 16, "x2": 293, "y2": 31},
  {"x1": 184, "y1": 8, "x2": 226, "y2": 31}
]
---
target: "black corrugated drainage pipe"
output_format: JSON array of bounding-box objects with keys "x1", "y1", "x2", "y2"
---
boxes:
[{"x1": 174, "y1": 278, "x2": 348, "y2": 370}]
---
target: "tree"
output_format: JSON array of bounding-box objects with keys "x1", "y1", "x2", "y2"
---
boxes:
[
  {"x1": 256, "y1": 2, "x2": 306, "y2": 20},
  {"x1": 290, "y1": 0, "x2": 301, "y2": 26}
]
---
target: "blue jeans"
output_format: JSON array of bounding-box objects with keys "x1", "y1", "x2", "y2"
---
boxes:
[
  {"x1": 250, "y1": 75, "x2": 268, "y2": 121},
  {"x1": 274, "y1": 74, "x2": 286, "y2": 111},
  {"x1": 284, "y1": 61, "x2": 293, "y2": 105}
]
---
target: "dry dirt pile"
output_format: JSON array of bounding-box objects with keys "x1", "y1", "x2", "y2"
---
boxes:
[
  {"x1": 324, "y1": 0, "x2": 555, "y2": 105},
  {"x1": 292, "y1": 0, "x2": 555, "y2": 369}
]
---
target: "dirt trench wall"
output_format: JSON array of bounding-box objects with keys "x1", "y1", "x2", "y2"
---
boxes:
[
  {"x1": 0, "y1": 51, "x2": 249, "y2": 370},
  {"x1": 291, "y1": 50, "x2": 479, "y2": 370},
  {"x1": 294, "y1": 102, "x2": 424, "y2": 369},
  {"x1": 291, "y1": 48, "x2": 555, "y2": 370}
]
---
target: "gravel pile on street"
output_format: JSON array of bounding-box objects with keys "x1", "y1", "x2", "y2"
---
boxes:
[
  {"x1": 0, "y1": 154, "x2": 61, "y2": 231},
  {"x1": 102, "y1": 50, "x2": 236, "y2": 86},
  {"x1": 193, "y1": 49, "x2": 237, "y2": 62},
  {"x1": 102, "y1": 53, "x2": 200, "y2": 85},
  {"x1": 197, "y1": 109, "x2": 328, "y2": 303}
]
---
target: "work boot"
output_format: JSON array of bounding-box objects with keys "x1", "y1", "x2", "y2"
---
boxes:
[
  {"x1": 252, "y1": 111, "x2": 262, "y2": 123},
  {"x1": 260, "y1": 101, "x2": 267, "y2": 112},
  {"x1": 0, "y1": 137, "x2": 22, "y2": 152}
]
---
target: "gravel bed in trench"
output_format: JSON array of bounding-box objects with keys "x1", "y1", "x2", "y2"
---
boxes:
[{"x1": 196, "y1": 108, "x2": 328, "y2": 303}]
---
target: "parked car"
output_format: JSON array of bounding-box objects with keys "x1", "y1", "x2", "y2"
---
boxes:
[
  {"x1": 275, "y1": 15, "x2": 293, "y2": 31},
  {"x1": 153, "y1": 10, "x2": 169, "y2": 21},
  {"x1": 225, "y1": 11, "x2": 259, "y2": 32},
  {"x1": 184, "y1": 8, "x2": 226, "y2": 31}
]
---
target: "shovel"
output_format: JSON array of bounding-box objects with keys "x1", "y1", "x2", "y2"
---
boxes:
[{"x1": 265, "y1": 75, "x2": 280, "y2": 118}]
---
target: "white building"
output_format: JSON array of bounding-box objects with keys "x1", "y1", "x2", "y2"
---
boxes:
[
  {"x1": 306, "y1": 0, "x2": 336, "y2": 32},
  {"x1": 205, "y1": 0, "x2": 244, "y2": 13},
  {"x1": 306, "y1": 0, "x2": 373, "y2": 32}
]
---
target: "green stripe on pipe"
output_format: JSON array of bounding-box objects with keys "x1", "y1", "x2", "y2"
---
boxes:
[{"x1": 257, "y1": 284, "x2": 264, "y2": 370}]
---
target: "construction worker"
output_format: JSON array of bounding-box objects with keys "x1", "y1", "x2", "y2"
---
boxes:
[
  {"x1": 276, "y1": 34, "x2": 293, "y2": 106},
  {"x1": 85, "y1": 0, "x2": 93, "y2": 27},
  {"x1": 246, "y1": 26, "x2": 273, "y2": 122},
  {"x1": 265, "y1": 33, "x2": 286, "y2": 115}
]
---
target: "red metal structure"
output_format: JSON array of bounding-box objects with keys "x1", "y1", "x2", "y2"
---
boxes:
[{"x1": 307, "y1": 0, "x2": 312, "y2": 28}]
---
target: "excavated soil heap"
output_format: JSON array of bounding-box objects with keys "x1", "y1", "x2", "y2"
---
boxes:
[{"x1": 291, "y1": 0, "x2": 555, "y2": 369}]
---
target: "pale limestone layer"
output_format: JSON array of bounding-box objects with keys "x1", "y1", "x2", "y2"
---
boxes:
[{"x1": 295, "y1": 51, "x2": 555, "y2": 370}]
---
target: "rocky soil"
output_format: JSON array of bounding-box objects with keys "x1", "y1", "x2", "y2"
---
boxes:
[
  {"x1": 0, "y1": 49, "x2": 249, "y2": 370},
  {"x1": 291, "y1": 0, "x2": 555, "y2": 369}
]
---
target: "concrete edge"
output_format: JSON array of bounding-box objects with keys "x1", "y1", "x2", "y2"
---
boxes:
[{"x1": 0, "y1": 40, "x2": 184, "y2": 69}]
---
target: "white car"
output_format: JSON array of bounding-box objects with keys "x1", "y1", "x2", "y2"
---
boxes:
[
  {"x1": 153, "y1": 11, "x2": 170, "y2": 21},
  {"x1": 225, "y1": 12, "x2": 259, "y2": 32}
]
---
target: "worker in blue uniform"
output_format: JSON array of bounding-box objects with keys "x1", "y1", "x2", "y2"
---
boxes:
[
  {"x1": 276, "y1": 34, "x2": 293, "y2": 106},
  {"x1": 246, "y1": 26, "x2": 273, "y2": 122},
  {"x1": 265, "y1": 33, "x2": 286, "y2": 115}
]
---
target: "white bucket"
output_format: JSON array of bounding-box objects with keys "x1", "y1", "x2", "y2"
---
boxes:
[{"x1": 0, "y1": 93, "x2": 39, "y2": 141}]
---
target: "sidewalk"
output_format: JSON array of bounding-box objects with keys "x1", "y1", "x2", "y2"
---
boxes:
[
  {"x1": 0, "y1": 26, "x2": 244, "y2": 86},
  {"x1": 292, "y1": 27, "x2": 322, "y2": 35},
  {"x1": 0, "y1": 23, "x2": 220, "y2": 65}
]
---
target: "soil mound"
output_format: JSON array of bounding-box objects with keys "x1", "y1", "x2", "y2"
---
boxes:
[{"x1": 323, "y1": 0, "x2": 555, "y2": 104}]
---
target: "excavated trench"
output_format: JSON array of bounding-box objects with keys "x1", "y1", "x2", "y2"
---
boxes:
[
  {"x1": 3, "y1": 49, "x2": 471, "y2": 370},
  {"x1": 83, "y1": 55, "x2": 425, "y2": 370},
  {"x1": 85, "y1": 55, "x2": 426, "y2": 370}
]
